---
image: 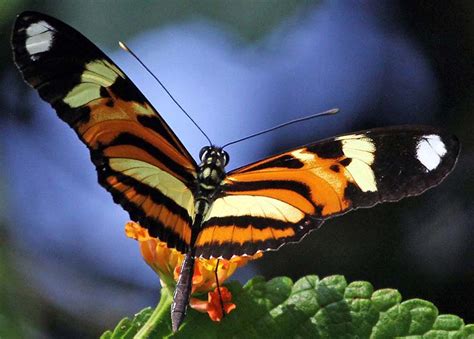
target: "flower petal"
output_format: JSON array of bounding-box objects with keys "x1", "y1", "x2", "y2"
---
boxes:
[
  {"x1": 206, "y1": 287, "x2": 236, "y2": 322},
  {"x1": 189, "y1": 297, "x2": 209, "y2": 313}
]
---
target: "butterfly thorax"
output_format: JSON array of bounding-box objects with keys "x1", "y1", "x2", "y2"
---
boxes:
[
  {"x1": 191, "y1": 146, "x2": 229, "y2": 231},
  {"x1": 196, "y1": 146, "x2": 229, "y2": 196}
]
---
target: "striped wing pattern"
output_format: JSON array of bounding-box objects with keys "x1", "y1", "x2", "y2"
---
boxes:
[
  {"x1": 194, "y1": 127, "x2": 459, "y2": 258},
  {"x1": 12, "y1": 12, "x2": 460, "y2": 262},
  {"x1": 12, "y1": 11, "x2": 197, "y2": 252}
]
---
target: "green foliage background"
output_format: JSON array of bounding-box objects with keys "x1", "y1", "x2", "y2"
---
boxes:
[{"x1": 102, "y1": 275, "x2": 474, "y2": 338}]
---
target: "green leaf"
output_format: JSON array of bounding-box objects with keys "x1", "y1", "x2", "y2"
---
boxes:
[{"x1": 101, "y1": 275, "x2": 473, "y2": 338}]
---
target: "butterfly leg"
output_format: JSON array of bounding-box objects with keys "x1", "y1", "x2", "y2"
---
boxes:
[
  {"x1": 171, "y1": 250, "x2": 195, "y2": 332},
  {"x1": 214, "y1": 259, "x2": 226, "y2": 319}
]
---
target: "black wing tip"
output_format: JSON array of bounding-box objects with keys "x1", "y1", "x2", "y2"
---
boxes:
[
  {"x1": 447, "y1": 132, "x2": 460, "y2": 156},
  {"x1": 14, "y1": 11, "x2": 46, "y2": 29},
  {"x1": 350, "y1": 124, "x2": 461, "y2": 170},
  {"x1": 426, "y1": 130, "x2": 460, "y2": 171},
  {"x1": 443, "y1": 132, "x2": 461, "y2": 176},
  {"x1": 12, "y1": 11, "x2": 55, "y2": 47},
  {"x1": 17, "y1": 11, "x2": 51, "y2": 21},
  {"x1": 13, "y1": 11, "x2": 67, "y2": 34},
  {"x1": 363, "y1": 124, "x2": 452, "y2": 137}
]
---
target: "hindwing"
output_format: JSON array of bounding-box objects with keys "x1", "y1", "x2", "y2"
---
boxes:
[
  {"x1": 194, "y1": 126, "x2": 459, "y2": 258},
  {"x1": 12, "y1": 11, "x2": 197, "y2": 252}
]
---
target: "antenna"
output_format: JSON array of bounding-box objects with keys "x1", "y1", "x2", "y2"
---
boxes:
[
  {"x1": 221, "y1": 108, "x2": 339, "y2": 149},
  {"x1": 119, "y1": 41, "x2": 213, "y2": 146}
]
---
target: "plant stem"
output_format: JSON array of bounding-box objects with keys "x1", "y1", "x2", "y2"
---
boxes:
[{"x1": 134, "y1": 288, "x2": 173, "y2": 339}]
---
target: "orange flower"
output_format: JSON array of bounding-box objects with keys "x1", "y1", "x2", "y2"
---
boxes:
[
  {"x1": 125, "y1": 221, "x2": 182, "y2": 288},
  {"x1": 125, "y1": 221, "x2": 262, "y2": 321},
  {"x1": 190, "y1": 287, "x2": 236, "y2": 321}
]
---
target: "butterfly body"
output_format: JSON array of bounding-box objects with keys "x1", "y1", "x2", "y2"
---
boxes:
[
  {"x1": 169, "y1": 146, "x2": 229, "y2": 330},
  {"x1": 170, "y1": 147, "x2": 229, "y2": 328},
  {"x1": 11, "y1": 11, "x2": 460, "y2": 332}
]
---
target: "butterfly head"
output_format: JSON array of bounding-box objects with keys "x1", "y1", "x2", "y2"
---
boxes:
[
  {"x1": 197, "y1": 146, "x2": 229, "y2": 188},
  {"x1": 199, "y1": 146, "x2": 229, "y2": 167}
]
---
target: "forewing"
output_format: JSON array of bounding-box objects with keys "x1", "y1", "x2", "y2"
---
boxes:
[
  {"x1": 195, "y1": 126, "x2": 459, "y2": 258},
  {"x1": 12, "y1": 11, "x2": 197, "y2": 252}
]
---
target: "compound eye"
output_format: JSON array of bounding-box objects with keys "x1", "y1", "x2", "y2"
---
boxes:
[
  {"x1": 222, "y1": 151, "x2": 230, "y2": 166},
  {"x1": 199, "y1": 146, "x2": 211, "y2": 161}
]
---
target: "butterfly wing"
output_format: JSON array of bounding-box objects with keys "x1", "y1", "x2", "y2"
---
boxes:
[
  {"x1": 195, "y1": 126, "x2": 459, "y2": 259},
  {"x1": 12, "y1": 11, "x2": 197, "y2": 252}
]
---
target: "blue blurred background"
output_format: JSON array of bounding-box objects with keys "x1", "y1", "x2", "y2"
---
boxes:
[{"x1": 0, "y1": 1, "x2": 472, "y2": 337}]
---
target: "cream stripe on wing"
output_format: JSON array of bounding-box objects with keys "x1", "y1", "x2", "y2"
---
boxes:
[
  {"x1": 108, "y1": 158, "x2": 195, "y2": 217},
  {"x1": 336, "y1": 134, "x2": 378, "y2": 192},
  {"x1": 255, "y1": 199, "x2": 278, "y2": 241},
  {"x1": 203, "y1": 195, "x2": 305, "y2": 223},
  {"x1": 63, "y1": 59, "x2": 123, "y2": 108}
]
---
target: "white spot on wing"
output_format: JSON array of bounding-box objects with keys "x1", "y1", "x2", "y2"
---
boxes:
[
  {"x1": 25, "y1": 21, "x2": 54, "y2": 59},
  {"x1": 416, "y1": 135, "x2": 447, "y2": 171}
]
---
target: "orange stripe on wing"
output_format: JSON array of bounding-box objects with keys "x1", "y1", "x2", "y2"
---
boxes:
[
  {"x1": 225, "y1": 162, "x2": 351, "y2": 217},
  {"x1": 196, "y1": 225, "x2": 295, "y2": 247},
  {"x1": 104, "y1": 176, "x2": 192, "y2": 245},
  {"x1": 81, "y1": 114, "x2": 195, "y2": 171}
]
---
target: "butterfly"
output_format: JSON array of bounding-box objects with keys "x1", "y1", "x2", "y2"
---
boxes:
[{"x1": 12, "y1": 11, "x2": 460, "y2": 332}]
